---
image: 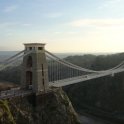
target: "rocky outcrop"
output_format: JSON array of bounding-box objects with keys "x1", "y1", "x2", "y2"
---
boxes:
[{"x1": 0, "y1": 88, "x2": 80, "y2": 124}]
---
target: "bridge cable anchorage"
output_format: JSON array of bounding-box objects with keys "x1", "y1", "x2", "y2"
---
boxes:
[
  {"x1": 0, "y1": 50, "x2": 32, "y2": 71},
  {"x1": 45, "y1": 50, "x2": 124, "y2": 73}
]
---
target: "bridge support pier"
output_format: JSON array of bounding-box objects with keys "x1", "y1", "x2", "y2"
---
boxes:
[{"x1": 21, "y1": 43, "x2": 49, "y2": 94}]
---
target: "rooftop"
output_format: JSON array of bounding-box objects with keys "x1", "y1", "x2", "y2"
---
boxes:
[{"x1": 24, "y1": 43, "x2": 46, "y2": 46}]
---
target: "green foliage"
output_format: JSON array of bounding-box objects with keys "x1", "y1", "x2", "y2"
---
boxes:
[
  {"x1": 91, "y1": 53, "x2": 124, "y2": 70},
  {"x1": 65, "y1": 54, "x2": 96, "y2": 69},
  {"x1": 65, "y1": 52, "x2": 124, "y2": 71},
  {"x1": 0, "y1": 100, "x2": 16, "y2": 124}
]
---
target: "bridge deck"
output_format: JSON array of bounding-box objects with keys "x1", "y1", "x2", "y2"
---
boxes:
[
  {"x1": 49, "y1": 68, "x2": 124, "y2": 87},
  {"x1": 0, "y1": 68, "x2": 124, "y2": 99}
]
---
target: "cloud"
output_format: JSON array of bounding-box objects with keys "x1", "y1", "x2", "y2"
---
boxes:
[
  {"x1": 3, "y1": 5, "x2": 17, "y2": 13},
  {"x1": 98, "y1": 0, "x2": 121, "y2": 9},
  {"x1": 69, "y1": 18, "x2": 124, "y2": 27}
]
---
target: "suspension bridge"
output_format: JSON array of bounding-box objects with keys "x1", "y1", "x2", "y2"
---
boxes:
[{"x1": 0, "y1": 43, "x2": 124, "y2": 99}]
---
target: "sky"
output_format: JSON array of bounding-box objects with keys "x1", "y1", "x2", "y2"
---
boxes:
[{"x1": 0, "y1": 0, "x2": 124, "y2": 53}]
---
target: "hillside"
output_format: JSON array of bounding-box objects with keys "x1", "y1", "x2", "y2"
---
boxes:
[
  {"x1": 63, "y1": 53, "x2": 124, "y2": 123},
  {"x1": 0, "y1": 88, "x2": 80, "y2": 124},
  {"x1": 0, "y1": 52, "x2": 124, "y2": 123}
]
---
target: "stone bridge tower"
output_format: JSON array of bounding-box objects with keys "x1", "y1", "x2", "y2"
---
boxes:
[{"x1": 21, "y1": 43, "x2": 49, "y2": 93}]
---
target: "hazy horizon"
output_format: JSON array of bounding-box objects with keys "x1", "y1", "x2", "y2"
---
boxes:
[{"x1": 0, "y1": 51, "x2": 123, "y2": 56}]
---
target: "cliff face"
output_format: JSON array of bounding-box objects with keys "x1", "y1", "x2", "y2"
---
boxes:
[
  {"x1": 64, "y1": 72, "x2": 124, "y2": 122},
  {"x1": 0, "y1": 88, "x2": 80, "y2": 124}
]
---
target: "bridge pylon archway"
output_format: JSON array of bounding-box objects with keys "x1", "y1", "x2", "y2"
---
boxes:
[{"x1": 21, "y1": 43, "x2": 49, "y2": 93}]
